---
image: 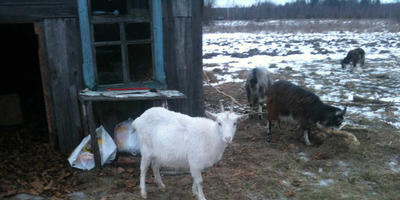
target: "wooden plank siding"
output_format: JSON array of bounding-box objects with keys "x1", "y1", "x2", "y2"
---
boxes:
[
  {"x1": 0, "y1": 0, "x2": 204, "y2": 154},
  {"x1": 0, "y1": 0, "x2": 76, "y2": 22},
  {"x1": 39, "y1": 18, "x2": 84, "y2": 154},
  {"x1": 163, "y1": 0, "x2": 204, "y2": 117},
  {"x1": 35, "y1": 23, "x2": 58, "y2": 149}
]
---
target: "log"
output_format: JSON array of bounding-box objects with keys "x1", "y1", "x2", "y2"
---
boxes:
[{"x1": 352, "y1": 95, "x2": 383, "y2": 104}]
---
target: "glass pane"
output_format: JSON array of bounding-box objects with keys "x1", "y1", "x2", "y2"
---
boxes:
[
  {"x1": 91, "y1": 0, "x2": 127, "y2": 15},
  {"x1": 93, "y1": 24, "x2": 120, "y2": 42},
  {"x1": 128, "y1": 44, "x2": 153, "y2": 81},
  {"x1": 96, "y1": 46, "x2": 123, "y2": 84},
  {"x1": 91, "y1": 0, "x2": 149, "y2": 17},
  {"x1": 127, "y1": 0, "x2": 150, "y2": 18},
  {"x1": 126, "y1": 23, "x2": 151, "y2": 40}
]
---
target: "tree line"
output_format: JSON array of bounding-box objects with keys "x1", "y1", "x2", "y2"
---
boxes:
[{"x1": 203, "y1": 0, "x2": 400, "y2": 21}]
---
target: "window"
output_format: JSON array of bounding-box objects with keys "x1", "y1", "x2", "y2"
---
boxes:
[{"x1": 78, "y1": 0, "x2": 165, "y2": 90}]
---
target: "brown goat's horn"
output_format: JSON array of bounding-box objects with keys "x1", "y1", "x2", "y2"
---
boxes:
[
  {"x1": 230, "y1": 101, "x2": 234, "y2": 112},
  {"x1": 219, "y1": 100, "x2": 225, "y2": 112}
]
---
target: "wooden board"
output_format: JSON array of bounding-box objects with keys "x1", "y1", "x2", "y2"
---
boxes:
[
  {"x1": 0, "y1": 0, "x2": 77, "y2": 22},
  {"x1": 172, "y1": 0, "x2": 192, "y2": 17},
  {"x1": 40, "y1": 18, "x2": 84, "y2": 154},
  {"x1": 163, "y1": 0, "x2": 204, "y2": 117},
  {"x1": 79, "y1": 89, "x2": 185, "y2": 101}
]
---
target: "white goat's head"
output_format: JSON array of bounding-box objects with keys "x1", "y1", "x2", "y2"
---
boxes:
[{"x1": 205, "y1": 101, "x2": 248, "y2": 144}]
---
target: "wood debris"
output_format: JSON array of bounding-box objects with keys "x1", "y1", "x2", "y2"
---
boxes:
[{"x1": 316, "y1": 122, "x2": 360, "y2": 146}]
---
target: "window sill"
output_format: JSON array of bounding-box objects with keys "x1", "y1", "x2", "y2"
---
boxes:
[{"x1": 79, "y1": 88, "x2": 185, "y2": 101}]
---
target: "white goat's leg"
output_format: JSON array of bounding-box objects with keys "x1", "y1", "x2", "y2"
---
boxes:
[
  {"x1": 304, "y1": 130, "x2": 312, "y2": 146},
  {"x1": 140, "y1": 156, "x2": 151, "y2": 199},
  {"x1": 258, "y1": 103, "x2": 263, "y2": 120},
  {"x1": 190, "y1": 168, "x2": 206, "y2": 200},
  {"x1": 192, "y1": 182, "x2": 198, "y2": 196},
  {"x1": 151, "y1": 160, "x2": 166, "y2": 189}
]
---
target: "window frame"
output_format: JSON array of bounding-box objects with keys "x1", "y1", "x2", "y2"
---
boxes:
[{"x1": 78, "y1": 0, "x2": 166, "y2": 90}]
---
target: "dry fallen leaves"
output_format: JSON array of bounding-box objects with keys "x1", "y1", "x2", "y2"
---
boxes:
[
  {"x1": 117, "y1": 167, "x2": 125, "y2": 174},
  {"x1": 285, "y1": 190, "x2": 294, "y2": 197},
  {"x1": 0, "y1": 127, "x2": 83, "y2": 198},
  {"x1": 126, "y1": 168, "x2": 135, "y2": 174},
  {"x1": 311, "y1": 153, "x2": 330, "y2": 160},
  {"x1": 124, "y1": 180, "x2": 136, "y2": 192}
]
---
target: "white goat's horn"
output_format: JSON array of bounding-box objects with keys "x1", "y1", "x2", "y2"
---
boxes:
[
  {"x1": 219, "y1": 100, "x2": 225, "y2": 112},
  {"x1": 230, "y1": 101, "x2": 234, "y2": 112}
]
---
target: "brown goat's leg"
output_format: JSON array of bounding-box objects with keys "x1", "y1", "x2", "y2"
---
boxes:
[{"x1": 249, "y1": 105, "x2": 254, "y2": 119}]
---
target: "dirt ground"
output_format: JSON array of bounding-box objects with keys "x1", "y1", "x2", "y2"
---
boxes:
[
  {"x1": 2, "y1": 80, "x2": 400, "y2": 200},
  {"x1": 2, "y1": 19, "x2": 400, "y2": 200}
]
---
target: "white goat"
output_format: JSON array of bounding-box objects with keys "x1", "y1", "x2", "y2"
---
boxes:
[{"x1": 132, "y1": 102, "x2": 247, "y2": 200}]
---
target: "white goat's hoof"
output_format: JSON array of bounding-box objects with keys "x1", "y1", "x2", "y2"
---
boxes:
[
  {"x1": 141, "y1": 191, "x2": 147, "y2": 199},
  {"x1": 160, "y1": 185, "x2": 166, "y2": 192}
]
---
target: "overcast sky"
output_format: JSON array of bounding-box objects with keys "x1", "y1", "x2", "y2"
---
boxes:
[{"x1": 214, "y1": 0, "x2": 398, "y2": 7}]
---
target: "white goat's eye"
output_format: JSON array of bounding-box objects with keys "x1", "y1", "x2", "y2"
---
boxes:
[
  {"x1": 218, "y1": 122, "x2": 222, "y2": 126},
  {"x1": 234, "y1": 122, "x2": 237, "y2": 126}
]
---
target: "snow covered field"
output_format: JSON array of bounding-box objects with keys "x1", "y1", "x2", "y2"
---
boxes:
[{"x1": 203, "y1": 19, "x2": 400, "y2": 130}]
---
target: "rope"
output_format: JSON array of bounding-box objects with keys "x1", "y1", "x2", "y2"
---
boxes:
[{"x1": 203, "y1": 71, "x2": 246, "y2": 109}]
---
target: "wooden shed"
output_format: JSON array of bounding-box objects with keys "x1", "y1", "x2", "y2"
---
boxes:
[{"x1": 0, "y1": 0, "x2": 204, "y2": 154}]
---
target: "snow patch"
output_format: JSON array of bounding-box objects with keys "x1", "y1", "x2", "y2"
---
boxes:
[
  {"x1": 298, "y1": 152, "x2": 310, "y2": 162},
  {"x1": 317, "y1": 179, "x2": 335, "y2": 187},
  {"x1": 388, "y1": 158, "x2": 400, "y2": 173},
  {"x1": 203, "y1": 21, "x2": 400, "y2": 130}
]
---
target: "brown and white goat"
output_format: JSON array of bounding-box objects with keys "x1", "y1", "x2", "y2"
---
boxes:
[{"x1": 266, "y1": 80, "x2": 346, "y2": 145}]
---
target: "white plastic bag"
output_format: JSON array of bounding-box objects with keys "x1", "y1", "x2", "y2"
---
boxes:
[
  {"x1": 68, "y1": 126, "x2": 117, "y2": 170},
  {"x1": 68, "y1": 135, "x2": 94, "y2": 170},
  {"x1": 114, "y1": 118, "x2": 140, "y2": 156},
  {"x1": 97, "y1": 125, "x2": 117, "y2": 165}
]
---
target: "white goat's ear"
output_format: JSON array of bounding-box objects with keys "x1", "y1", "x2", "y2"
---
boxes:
[
  {"x1": 237, "y1": 114, "x2": 249, "y2": 122},
  {"x1": 205, "y1": 111, "x2": 218, "y2": 121}
]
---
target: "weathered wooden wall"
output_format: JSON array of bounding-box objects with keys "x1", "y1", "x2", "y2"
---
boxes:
[
  {"x1": 0, "y1": 0, "x2": 76, "y2": 22},
  {"x1": 38, "y1": 18, "x2": 84, "y2": 154},
  {"x1": 0, "y1": 0, "x2": 205, "y2": 153},
  {"x1": 163, "y1": 0, "x2": 204, "y2": 117}
]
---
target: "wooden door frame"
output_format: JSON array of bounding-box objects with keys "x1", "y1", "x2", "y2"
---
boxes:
[{"x1": 34, "y1": 22, "x2": 58, "y2": 149}]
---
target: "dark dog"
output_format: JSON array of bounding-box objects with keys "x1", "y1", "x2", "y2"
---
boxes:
[{"x1": 341, "y1": 48, "x2": 365, "y2": 72}]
